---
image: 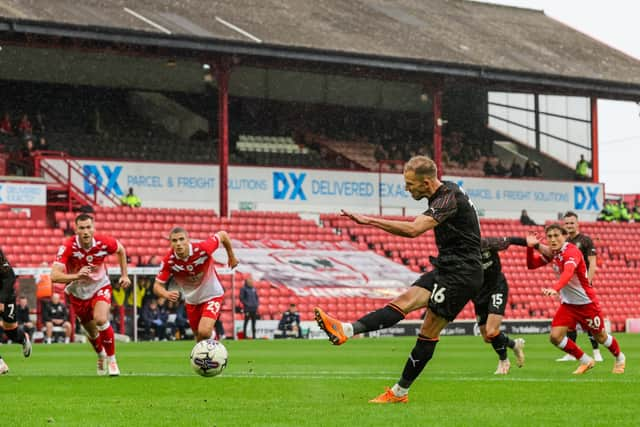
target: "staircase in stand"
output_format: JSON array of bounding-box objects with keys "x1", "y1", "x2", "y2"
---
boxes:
[{"x1": 34, "y1": 152, "x2": 121, "y2": 211}]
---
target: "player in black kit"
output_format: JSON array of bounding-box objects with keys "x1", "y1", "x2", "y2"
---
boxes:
[
  {"x1": 555, "y1": 211, "x2": 601, "y2": 362},
  {"x1": 314, "y1": 155, "x2": 482, "y2": 403},
  {"x1": 0, "y1": 248, "x2": 32, "y2": 374},
  {"x1": 476, "y1": 237, "x2": 527, "y2": 374}
]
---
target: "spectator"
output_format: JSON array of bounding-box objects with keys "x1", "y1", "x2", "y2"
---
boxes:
[
  {"x1": 494, "y1": 159, "x2": 508, "y2": 177},
  {"x1": 388, "y1": 143, "x2": 403, "y2": 161},
  {"x1": 15, "y1": 296, "x2": 35, "y2": 340},
  {"x1": 17, "y1": 137, "x2": 36, "y2": 177},
  {"x1": 597, "y1": 199, "x2": 617, "y2": 222},
  {"x1": 128, "y1": 278, "x2": 149, "y2": 313},
  {"x1": 0, "y1": 112, "x2": 13, "y2": 135},
  {"x1": 111, "y1": 282, "x2": 127, "y2": 334},
  {"x1": 121, "y1": 187, "x2": 142, "y2": 208},
  {"x1": 166, "y1": 300, "x2": 188, "y2": 340},
  {"x1": 447, "y1": 131, "x2": 464, "y2": 165},
  {"x1": 141, "y1": 298, "x2": 168, "y2": 341},
  {"x1": 530, "y1": 161, "x2": 543, "y2": 177},
  {"x1": 240, "y1": 277, "x2": 259, "y2": 339},
  {"x1": 277, "y1": 303, "x2": 302, "y2": 338},
  {"x1": 21, "y1": 138, "x2": 35, "y2": 158},
  {"x1": 17, "y1": 114, "x2": 32, "y2": 137},
  {"x1": 37, "y1": 136, "x2": 49, "y2": 151},
  {"x1": 618, "y1": 202, "x2": 631, "y2": 222},
  {"x1": 509, "y1": 160, "x2": 522, "y2": 178},
  {"x1": 520, "y1": 209, "x2": 537, "y2": 226},
  {"x1": 374, "y1": 143, "x2": 388, "y2": 163},
  {"x1": 523, "y1": 160, "x2": 535, "y2": 177},
  {"x1": 33, "y1": 111, "x2": 45, "y2": 135},
  {"x1": 43, "y1": 293, "x2": 72, "y2": 344},
  {"x1": 632, "y1": 198, "x2": 640, "y2": 222},
  {"x1": 574, "y1": 155, "x2": 590, "y2": 181},
  {"x1": 483, "y1": 157, "x2": 497, "y2": 176}
]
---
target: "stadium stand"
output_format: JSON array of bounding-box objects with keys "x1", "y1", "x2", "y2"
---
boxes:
[
  {"x1": 7, "y1": 208, "x2": 640, "y2": 332},
  {"x1": 7, "y1": 208, "x2": 639, "y2": 333}
]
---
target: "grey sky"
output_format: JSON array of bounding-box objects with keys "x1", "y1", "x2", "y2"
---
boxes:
[{"x1": 477, "y1": 0, "x2": 640, "y2": 194}]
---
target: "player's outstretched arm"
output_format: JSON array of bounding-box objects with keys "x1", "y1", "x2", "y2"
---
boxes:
[
  {"x1": 217, "y1": 230, "x2": 239, "y2": 268},
  {"x1": 526, "y1": 234, "x2": 549, "y2": 270},
  {"x1": 341, "y1": 210, "x2": 437, "y2": 238}
]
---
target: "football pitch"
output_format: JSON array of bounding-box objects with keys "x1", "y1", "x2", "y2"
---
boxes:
[{"x1": 1, "y1": 334, "x2": 638, "y2": 427}]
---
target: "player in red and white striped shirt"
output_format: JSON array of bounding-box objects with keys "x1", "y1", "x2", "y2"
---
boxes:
[
  {"x1": 51, "y1": 213, "x2": 130, "y2": 376},
  {"x1": 153, "y1": 226, "x2": 238, "y2": 342},
  {"x1": 526, "y1": 224, "x2": 625, "y2": 374}
]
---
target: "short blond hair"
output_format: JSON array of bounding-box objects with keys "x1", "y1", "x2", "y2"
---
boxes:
[{"x1": 404, "y1": 155, "x2": 437, "y2": 179}]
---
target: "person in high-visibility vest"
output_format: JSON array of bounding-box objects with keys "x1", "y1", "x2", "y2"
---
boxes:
[
  {"x1": 619, "y1": 202, "x2": 631, "y2": 222},
  {"x1": 633, "y1": 198, "x2": 640, "y2": 222},
  {"x1": 574, "y1": 155, "x2": 590, "y2": 181},
  {"x1": 121, "y1": 187, "x2": 142, "y2": 208},
  {"x1": 597, "y1": 200, "x2": 617, "y2": 222}
]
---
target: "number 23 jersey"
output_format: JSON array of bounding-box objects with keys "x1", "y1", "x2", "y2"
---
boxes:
[{"x1": 155, "y1": 236, "x2": 224, "y2": 305}]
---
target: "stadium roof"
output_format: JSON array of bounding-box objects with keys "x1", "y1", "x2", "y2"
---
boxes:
[{"x1": 1, "y1": 0, "x2": 640, "y2": 99}]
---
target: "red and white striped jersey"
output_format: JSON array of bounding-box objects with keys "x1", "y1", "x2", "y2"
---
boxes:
[
  {"x1": 54, "y1": 234, "x2": 119, "y2": 300},
  {"x1": 155, "y1": 235, "x2": 224, "y2": 305},
  {"x1": 549, "y1": 242, "x2": 597, "y2": 305}
]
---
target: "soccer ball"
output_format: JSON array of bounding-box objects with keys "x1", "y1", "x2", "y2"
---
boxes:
[{"x1": 190, "y1": 339, "x2": 228, "y2": 377}]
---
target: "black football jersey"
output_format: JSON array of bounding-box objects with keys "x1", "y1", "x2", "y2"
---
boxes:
[
  {"x1": 423, "y1": 181, "x2": 482, "y2": 272},
  {"x1": 568, "y1": 233, "x2": 596, "y2": 270}
]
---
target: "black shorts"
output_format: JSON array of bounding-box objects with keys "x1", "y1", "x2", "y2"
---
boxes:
[
  {"x1": 412, "y1": 268, "x2": 482, "y2": 322},
  {"x1": 473, "y1": 272, "x2": 509, "y2": 326},
  {"x1": 1, "y1": 295, "x2": 17, "y2": 324}
]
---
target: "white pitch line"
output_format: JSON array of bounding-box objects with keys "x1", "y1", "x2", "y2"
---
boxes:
[
  {"x1": 9, "y1": 372, "x2": 637, "y2": 383},
  {"x1": 215, "y1": 16, "x2": 262, "y2": 43},
  {"x1": 124, "y1": 7, "x2": 172, "y2": 35}
]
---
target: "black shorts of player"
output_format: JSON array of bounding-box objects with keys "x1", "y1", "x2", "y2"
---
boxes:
[
  {"x1": 1, "y1": 294, "x2": 17, "y2": 324},
  {"x1": 473, "y1": 272, "x2": 509, "y2": 326},
  {"x1": 412, "y1": 268, "x2": 483, "y2": 322}
]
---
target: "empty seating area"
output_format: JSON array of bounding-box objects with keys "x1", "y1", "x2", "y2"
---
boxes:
[
  {"x1": 45, "y1": 131, "x2": 218, "y2": 163},
  {"x1": 53, "y1": 207, "x2": 347, "y2": 265},
  {"x1": 236, "y1": 135, "x2": 307, "y2": 154},
  {"x1": 0, "y1": 207, "x2": 64, "y2": 266},
  {"x1": 311, "y1": 136, "x2": 378, "y2": 170},
  {"x1": 233, "y1": 134, "x2": 324, "y2": 168}
]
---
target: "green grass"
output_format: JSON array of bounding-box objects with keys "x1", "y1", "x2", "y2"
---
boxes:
[{"x1": 0, "y1": 334, "x2": 638, "y2": 427}]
